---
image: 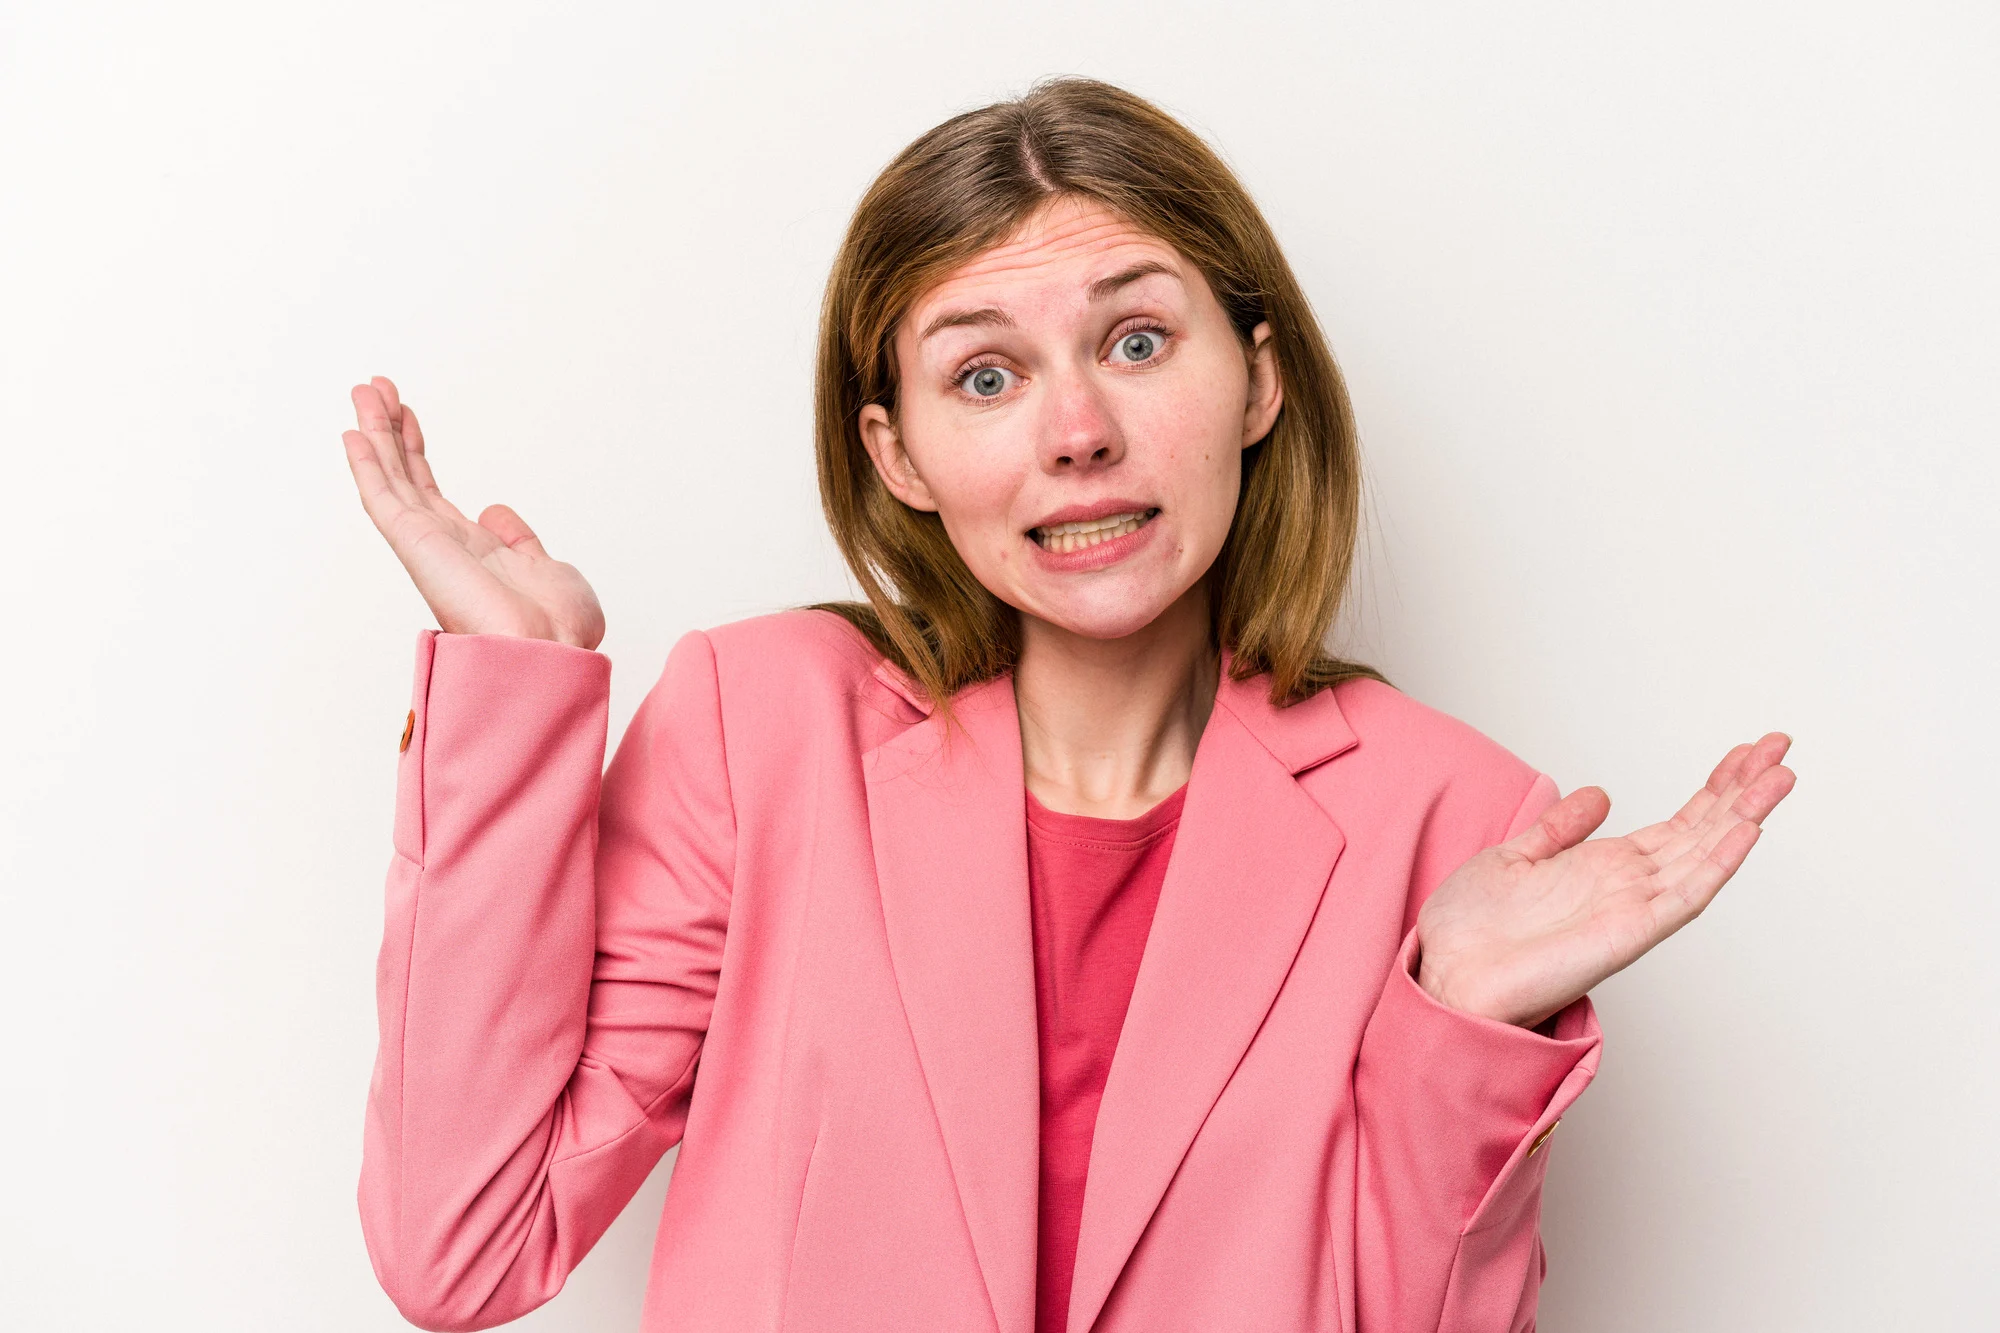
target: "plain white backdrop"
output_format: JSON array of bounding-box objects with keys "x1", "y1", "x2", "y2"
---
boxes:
[{"x1": 3, "y1": 2, "x2": 1994, "y2": 1328}]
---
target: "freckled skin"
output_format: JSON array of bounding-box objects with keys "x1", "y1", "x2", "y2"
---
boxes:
[{"x1": 858, "y1": 197, "x2": 1283, "y2": 641}]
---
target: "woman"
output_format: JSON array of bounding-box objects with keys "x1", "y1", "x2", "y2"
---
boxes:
[{"x1": 343, "y1": 78, "x2": 1795, "y2": 1333}]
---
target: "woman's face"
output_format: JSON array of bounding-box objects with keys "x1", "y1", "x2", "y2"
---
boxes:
[{"x1": 859, "y1": 196, "x2": 1283, "y2": 643}]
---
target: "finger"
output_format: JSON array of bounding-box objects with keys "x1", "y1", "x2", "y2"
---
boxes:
[
  {"x1": 341, "y1": 428, "x2": 413, "y2": 534},
  {"x1": 1665, "y1": 754, "x2": 1796, "y2": 879},
  {"x1": 371, "y1": 376, "x2": 437, "y2": 503},
  {"x1": 372, "y1": 375, "x2": 403, "y2": 420},
  {"x1": 1689, "y1": 740, "x2": 1757, "y2": 814},
  {"x1": 390, "y1": 403, "x2": 469, "y2": 521},
  {"x1": 478, "y1": 503, "x2": 550, "y2": 558},
  {"x1": 1687, "y1": 734, "x2": 1792, "y2": 839},
  {"x1": 1650, "y1": 819, "x2": 1761, "y2": 936},
  {"x1": 1630, "y1": 741, "x2": 1755, "y2": 855},
  {"x1": 1704, "y1": 741, "x2": 1757, "y2": 794},
  {"x1": 364, "y1": 377, "x2": 414, "y2": 473},
  {"x1": 1640, "y1": 733, "x2": 1792, "y2": 861},
  {"x1": 400, "y1": 396, "x2": 424, "y2": 452},
  {"x1": 369, "y1": 377, "x2": 428, "y2": 494},
  {"x1": 350, "y1": 383, "x2": 421, "y2": 500},
  {"x1": 1729, "y1": 762, "x2": 1797, "y2": 826},
  {"x1": 1726, "y1": 732, "x2": 1793, "y2": 798},
  {"x1": 1500, "y1": 785, "x2": 1612, "y2": 863}
]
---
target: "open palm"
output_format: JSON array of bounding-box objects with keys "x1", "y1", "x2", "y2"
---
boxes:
[
  {"x1": 1416, "y1": 733, "x2": 1797, "y2": 1030},
  {"x1": 341, "y1": 376, "x2": 605, "y2": 649}
]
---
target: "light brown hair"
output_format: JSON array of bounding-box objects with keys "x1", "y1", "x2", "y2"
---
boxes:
[{"x1": 811, "y1": 76, "x2": 1387, "y2": 708}]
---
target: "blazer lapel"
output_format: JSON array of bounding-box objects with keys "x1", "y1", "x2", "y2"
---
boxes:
[
  {"x1": 1064, "y1": 671, "x2": 1357, "y2": 1333},
  {"x1": 864, "y1": 669, "x2": 1040, "y2": 1333}
]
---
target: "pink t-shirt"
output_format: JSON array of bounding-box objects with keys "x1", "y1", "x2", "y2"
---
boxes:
[{"x1": 1025, "y1": 781, "x2": 1188, "y2": 1333}]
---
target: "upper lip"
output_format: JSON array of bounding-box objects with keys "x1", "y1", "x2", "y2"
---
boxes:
[{"x1": 1026, "y1": 498, "x2": 1158, "y2": 534}]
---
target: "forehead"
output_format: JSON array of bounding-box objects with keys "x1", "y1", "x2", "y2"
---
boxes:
[{"x1": 908, "y1": 198, "x2": 1183, "y2": 323}]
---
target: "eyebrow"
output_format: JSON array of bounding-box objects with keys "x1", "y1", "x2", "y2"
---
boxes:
[
  {"x1": 915, "y1": 259, "x2": 1185, "y2": 343},
  {"x1": 917, "y1": 306, "x2": 1015, "y2": 343},
  {"x1": 1087, "y1": 259, "x2": 1182, "y2": 299}
]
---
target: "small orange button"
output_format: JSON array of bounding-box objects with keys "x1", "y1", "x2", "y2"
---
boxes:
[
  {"x1": 399, "y1": 709, "x2": 415, "y2": 752},
  {"x1": 1529, "y1": 1119, "x2": 1560, "y2": 1156}
]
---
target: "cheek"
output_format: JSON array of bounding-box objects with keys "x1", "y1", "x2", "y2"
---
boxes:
[
  {"x1": 1129, "y1": 362, "x2": 1246, "y2": 526},
  {"x1": 901, "y1": 409, "x2": 1030, "y2": 553}
]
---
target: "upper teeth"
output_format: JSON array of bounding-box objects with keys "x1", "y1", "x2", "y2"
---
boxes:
[
  {"x1": 1044, "y1": 511, "x2": 1143, "y2": 536},
  {"x1": 1035, "y1": 510, "x2": 1151, "y2": 551}
]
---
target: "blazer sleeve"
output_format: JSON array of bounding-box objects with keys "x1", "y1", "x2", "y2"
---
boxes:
[
  {"x1": 1351, "y1": 771, "x2": 1604, "y2": 1333},
  {"x1": 358, "y1": 627, "x2": 736, "y2": 1332}
]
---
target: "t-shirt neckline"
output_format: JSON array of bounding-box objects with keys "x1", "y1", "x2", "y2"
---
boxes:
[{"x1": 1023, "y1": 781, "x2": 1190, "y2": 847}]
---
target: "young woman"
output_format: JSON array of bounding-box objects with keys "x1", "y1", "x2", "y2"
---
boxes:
[{"x1": 343, "y1": 78, "x2": 1795, "y2": 1333}]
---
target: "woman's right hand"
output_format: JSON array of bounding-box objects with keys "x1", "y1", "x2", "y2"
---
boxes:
[{"x1": 341, "y1": 376, "x2": 606, "y2": 649}]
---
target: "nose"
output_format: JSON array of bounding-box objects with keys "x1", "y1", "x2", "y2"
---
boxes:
[{"x1": 1035, "y1": 369, "x2": 1126, "y2": 475}]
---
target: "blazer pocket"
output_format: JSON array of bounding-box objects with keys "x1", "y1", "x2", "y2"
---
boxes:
[{"x1": 777, "y1": 1120, "x2": 827, "y2": 1333}]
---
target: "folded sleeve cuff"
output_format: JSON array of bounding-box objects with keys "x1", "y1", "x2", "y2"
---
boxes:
[
  {"x1": 1356, "y1": 925, "x2": 1604, "y2": 1235},
  {"x1": 392, "y1": 628, "x2": 612, "y2": 865}
]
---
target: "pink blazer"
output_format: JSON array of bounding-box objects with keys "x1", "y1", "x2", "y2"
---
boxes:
[{"x1": 359, "y1": 609, "x2": 1601, "y2": 1333}]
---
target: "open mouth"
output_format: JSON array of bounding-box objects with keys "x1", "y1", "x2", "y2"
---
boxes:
[{"x1": 1030, "y1": 508, "x2": 1160, "y2": 553}]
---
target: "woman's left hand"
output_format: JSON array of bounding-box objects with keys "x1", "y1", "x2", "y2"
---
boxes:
[{"x1": 1415, "y1": 732, "x2": 1798, "y2": 1030}]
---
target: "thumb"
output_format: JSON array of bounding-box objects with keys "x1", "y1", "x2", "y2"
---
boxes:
[
  {"x1": 478, "y1": 503, "x2": 549, "y2": 558},
  {"x1": 1502, "y1": 786, "x2": 1612, "y2": 863}
]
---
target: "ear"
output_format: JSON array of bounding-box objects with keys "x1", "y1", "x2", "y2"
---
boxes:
[
  {"x1": 858, "y1": 402, "x2": 941, "y2": 512},
  {"x1": 1241, "y1": 321, "x2": 1284, "y2": 449}
]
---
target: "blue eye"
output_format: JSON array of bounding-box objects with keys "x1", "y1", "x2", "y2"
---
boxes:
[
  {"x1": 1111, "y1": 330, "x2": 1160, "y2": 363},
  {"x1": 963, "y1": 366, "x2": 1013, "y2": 398}
]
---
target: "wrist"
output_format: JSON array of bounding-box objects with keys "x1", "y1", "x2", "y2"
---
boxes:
[{"x1": 1413, "y1": 939, "x2": 1551, "y2": 1031}]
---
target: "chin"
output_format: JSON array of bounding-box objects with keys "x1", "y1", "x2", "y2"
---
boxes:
[{"x1": 1017, "y1": 585, "x2": 1189, "y2": 642}]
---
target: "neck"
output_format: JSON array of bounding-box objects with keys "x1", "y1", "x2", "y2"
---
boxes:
[{"x1": 1013, "y1": 584, "x2": 1220, "y2": 819}]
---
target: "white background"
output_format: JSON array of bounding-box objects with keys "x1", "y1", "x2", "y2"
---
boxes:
[{"x1": 3, "y1": 2, "x2": 1994, "y2": 1329}]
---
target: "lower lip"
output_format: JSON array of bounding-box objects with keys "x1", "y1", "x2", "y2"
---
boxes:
[{"x1": 1026, "y1": 512, "x2": 1163, "y2": 572}]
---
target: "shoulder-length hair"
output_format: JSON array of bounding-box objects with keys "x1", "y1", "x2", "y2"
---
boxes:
[{"x1": 811, "y1": 76, "x2": 1387, "y2": 709}]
